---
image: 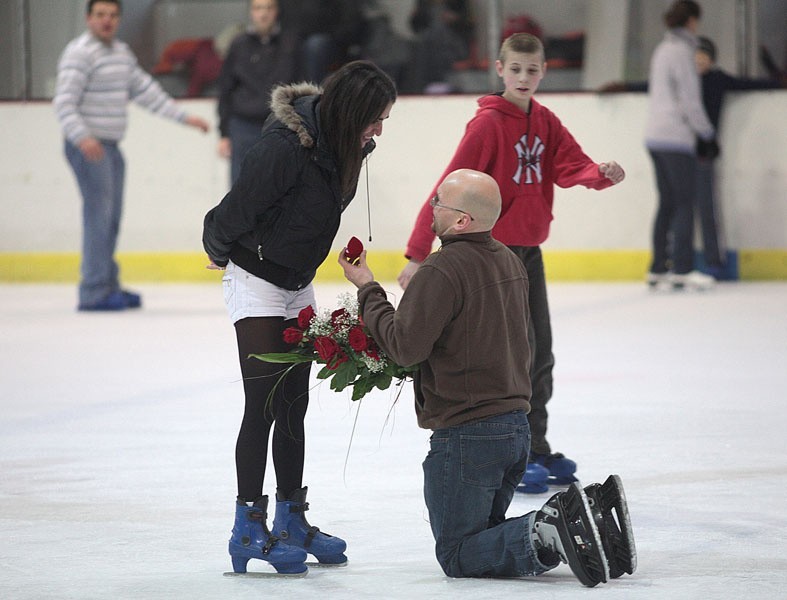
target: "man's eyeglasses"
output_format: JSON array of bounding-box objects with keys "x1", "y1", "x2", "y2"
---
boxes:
[{"x1": 430, "y1": 194, "x2": 474, "y2": 221}]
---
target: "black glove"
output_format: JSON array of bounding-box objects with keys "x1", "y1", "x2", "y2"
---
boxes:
[{"x1": 696, "y1": 136, "x2": 720, "y2": 160}]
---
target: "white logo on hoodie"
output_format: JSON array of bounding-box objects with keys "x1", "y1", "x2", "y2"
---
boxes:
[{"x1": 513, "y1": 134, "x2": 544, "y2": 185}]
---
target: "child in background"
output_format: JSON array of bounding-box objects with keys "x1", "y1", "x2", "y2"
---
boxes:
[
  {"x1": 397, "y1": 33, "x2": 625, "y2": 493},
  {"x1": 693, "y1": 36, "x2": 783, "y2": 279}
]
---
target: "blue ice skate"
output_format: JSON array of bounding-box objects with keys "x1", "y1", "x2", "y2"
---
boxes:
[
  {"x1": 228, "y1": 496, "x2": 308, "y2": 575},
  {"x1": 516, "y1": 462, "x2": 550, "y2": 494},
  {"x1": 531, "y1": 452, "x2": 578, "y2": 485},
  {"x1": 273, "y1": 486, "x2": 347, "y2": 565}
]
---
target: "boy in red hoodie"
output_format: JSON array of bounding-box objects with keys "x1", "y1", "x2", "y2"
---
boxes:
[{"x1": 398, "y1": 33, "x2": 625, "y2": 491}]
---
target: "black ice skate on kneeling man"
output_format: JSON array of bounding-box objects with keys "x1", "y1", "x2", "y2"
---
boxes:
[
  {"x1": 531, "y1": 482, "x2": 609, "y2": 587},
  {"x1": 584, "y1": 475, "x2": 637, "y2": 578}
]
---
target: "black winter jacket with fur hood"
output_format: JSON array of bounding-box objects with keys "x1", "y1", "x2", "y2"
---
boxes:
[{"x1": 203, "y1": 82, "x2": 374, "y2": 290}]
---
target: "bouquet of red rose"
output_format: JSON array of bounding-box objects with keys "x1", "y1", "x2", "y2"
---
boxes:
[{"x1": 251, "y1": 293, "x2": 417, "y2": 401}]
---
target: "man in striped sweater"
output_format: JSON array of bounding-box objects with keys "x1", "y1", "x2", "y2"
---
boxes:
[{"x1": 54, "y1": 0, "x2": 209, "y2": 311}]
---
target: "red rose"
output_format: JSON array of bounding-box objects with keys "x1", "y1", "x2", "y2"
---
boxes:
[
  {"x1": 331, "y1": 308, "x2": 350, "y2": 328},
  {"x1": 297, "y1": 305, "x2": 316, "y2": 329},
  {"x1": 364, "y1": 345, "x2": 381, "y2": 361},
  {"x1": 314, "y1": 336, "x2": 341, "y2": 361},
  {"x1": 283, "y1": 327, "x2": 304, "y2": 345},
  {"x1": 348, "y1": 326, "x2": 369, "y2": 352},
  {"x1": 326, "y1": 351, "x2": 349, "y2": 370}
]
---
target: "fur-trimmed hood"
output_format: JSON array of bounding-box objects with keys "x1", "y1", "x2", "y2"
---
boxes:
[{"x1": 269, "y1": 82, "x2": 322, "y2": 148}]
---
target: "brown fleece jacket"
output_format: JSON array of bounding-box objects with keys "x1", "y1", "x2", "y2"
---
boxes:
[{"x1": 358, "y1": 231, "x2": 532, "y2": 430}]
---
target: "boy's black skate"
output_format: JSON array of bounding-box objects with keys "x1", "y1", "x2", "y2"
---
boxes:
[
  {"x1": 532, "y1": 481, "x2": 609, "y2": 587},
  {"x1": 585, "y1": 474, "x2": 636, "y2": 578}
]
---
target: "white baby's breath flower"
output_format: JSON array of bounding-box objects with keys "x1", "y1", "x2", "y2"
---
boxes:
[
  {"x1": 307, "y1": 310, "x2": 334, "y2": 337},
  {"x1": 337, "y1": 292, "x2": 359, "y2": 316},
  {"x1": 362, "y1": 354, "x2": 386, "y2": 373}
]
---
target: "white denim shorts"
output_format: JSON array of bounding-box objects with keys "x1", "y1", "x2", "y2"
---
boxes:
[{"x1": 222, "y1": 261, "x2": 316, "y2": 324}]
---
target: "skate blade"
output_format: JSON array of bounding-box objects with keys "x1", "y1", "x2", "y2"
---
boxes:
[
  {"x1": 516, "y1": 483, "x2": 549, "y2": 494},
  {"x1": 563, "y1": 482, "x2": 610, "y2": 587},
  {"x1": 223, "y1": 569, "x2": 308, "y2": 579},
  {"x1": 600, "y1": 474, "x2": 637, "y2": 576},
  {"x1": 306, "y1": 559, "x2": 348, "y2": 568},
  {"x1": 548, "y1": 475, "x2": 578, "y2": 486}
]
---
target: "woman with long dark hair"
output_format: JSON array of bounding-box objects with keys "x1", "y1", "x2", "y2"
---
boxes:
[{"x1": 203, "y1": 60, "x2": 396, "y2": 575}]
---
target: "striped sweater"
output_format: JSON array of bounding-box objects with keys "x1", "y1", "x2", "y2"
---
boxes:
[{"x1": 54, "y1": 32, "x2": 187, "y2": 144}]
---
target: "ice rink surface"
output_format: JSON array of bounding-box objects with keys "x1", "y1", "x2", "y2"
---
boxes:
[{"x1": 1, "y1": 281, "x2": 786, "y2": 599}]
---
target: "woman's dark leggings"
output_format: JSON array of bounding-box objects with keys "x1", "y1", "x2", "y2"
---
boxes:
[{"x1": 233, "y1": 316, "x2": 310, "y2": 502}]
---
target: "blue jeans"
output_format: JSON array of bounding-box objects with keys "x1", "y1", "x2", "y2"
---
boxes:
[
  {"x1": 228, "y1": 117, "x2": 263, "y2": 185},
  {"x1": 648, "y1": 149, "x2": 697, "y2": 275},
  {"x1": 65, "y1": 140, "x2": 125, "y2": 306},
  {"x1": 300, "y1": 33, "x2": 339, "y2": 84},
  {"x1": 422, "y1": 410, "x2": 552, "y2": 578}
]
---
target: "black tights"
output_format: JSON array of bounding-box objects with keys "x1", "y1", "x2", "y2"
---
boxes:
[{"x1": 233, "y1": 316, "x2": 310, "y2": 502}]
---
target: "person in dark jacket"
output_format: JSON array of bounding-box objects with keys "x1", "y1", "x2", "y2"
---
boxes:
[
  {"x1": 203, "y1": 60, "x2": 396, "y2": 575},
  {"x1": 217, "y1": 0, "x2": 299, "y2": 184},
  {"x1": 692, "y1": 36, "x2": 782, "y2": 278},
  {"x1": 278, "y1": 0, "x2": 364, "y2": 83},
  {"x1": 402, "y1": 0, "x2": 474, "y2": 93},
  {"x1": 338, "y1": 169, "x2": 635, "y2": 587}
]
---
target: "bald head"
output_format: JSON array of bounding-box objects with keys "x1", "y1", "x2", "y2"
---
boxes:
[{"x1": 437, "y1": 169, "x2": 502, "y2": 231}]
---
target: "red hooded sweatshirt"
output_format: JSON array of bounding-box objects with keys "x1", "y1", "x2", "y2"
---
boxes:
[{"x1": 405, "y1": 94, "x2": 613, "y2": 261}]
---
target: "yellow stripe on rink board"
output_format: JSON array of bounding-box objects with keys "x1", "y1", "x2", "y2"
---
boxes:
[
  {"x1": 0, "y1": 252, "x2": 218, "y2": 283},
  {"x1": 0, "y1": 253, "x2": 81, "y2": 282},
  {"x1": 542, "y1": 250, "x2": 650, "y2": 281},
  {"x1": 0, "y1": 252, "x2": 409, "y2": 283},
  {"x1": 1, "y1": 250, "x2": 785, "y2": 282},
  {"x1": 736, "y1": 250, "x2": 787, "y2": 281}
]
